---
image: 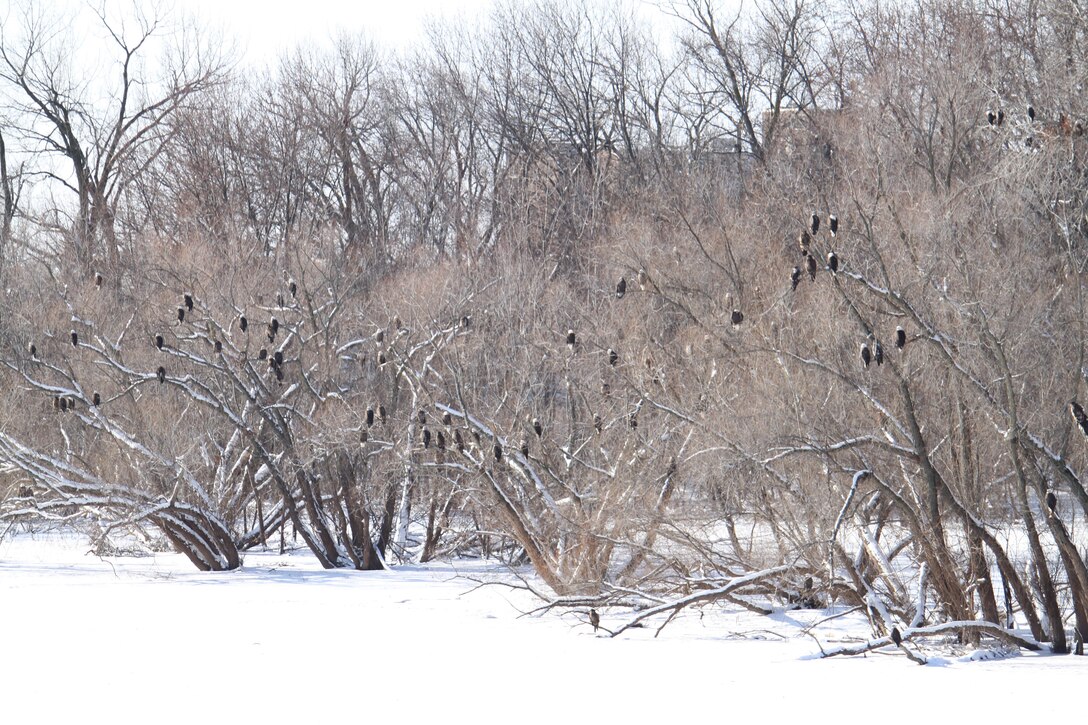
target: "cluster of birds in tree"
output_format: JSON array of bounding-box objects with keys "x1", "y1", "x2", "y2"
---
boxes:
[
  {"x1": 986, "y1": 104, "x2": 1086, "y2": 141},
  {"x1": 29, "y1": 272, "x2": 302, "y2": 414},
  {"x1": 791, "y1": 212, "x2": 912, "y2": 370}
]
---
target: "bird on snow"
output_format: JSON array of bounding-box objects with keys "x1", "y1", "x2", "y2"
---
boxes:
[
  {"x1": 891, "y1": 627, "x2": 902, "y2": 646},
  {"x1": 590, "y1": 609, "x2": 600, "y2": 632}
]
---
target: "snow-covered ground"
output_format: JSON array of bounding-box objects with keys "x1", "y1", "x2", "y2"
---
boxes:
[{"x1": 0, "y1": 532, "x2": 1082, "y2": 723}]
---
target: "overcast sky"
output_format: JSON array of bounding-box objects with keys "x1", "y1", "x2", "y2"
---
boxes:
[{"x1": 183, "y1": 0, "x2": 685, "y2": 64}]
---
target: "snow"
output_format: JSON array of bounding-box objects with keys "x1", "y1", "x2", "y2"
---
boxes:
[{"x1": 0, "y1": 532, "x2": 1084, "y2": 722}]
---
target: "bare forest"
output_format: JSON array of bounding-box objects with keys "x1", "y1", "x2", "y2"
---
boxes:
[{"x1": 3, "y1": 0, "x2": 1088, "y2": 656}]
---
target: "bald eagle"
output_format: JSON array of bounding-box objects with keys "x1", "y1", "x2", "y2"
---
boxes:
[
  {"x1": 418, "y1": 409, "x2": 427, "y2": 426},
  {"x1": 494, "y1": 442, "x2": 503, "y2": 461},
  {"x1": 177, "y1": 308, "x2": 185, "y2": 324},
  {"x1": 1070, "y1": 401, "x2": 1088, "y2": 437},
  {"x1": 214, "y1": 340, "x2": 222, "y2": 353},
  {"x1": 891, "y1": 627, "x2": 902, "y2": 646},
  {"x1": 454, "y1": 430, "x2": 464, "y2": 451},
  {"x1": 378, "y1": 351, "x2": 387, "y2": 366},
  {"x1": 798, "y1": 229, "x2": 811, "y2": 257},
  {"x1": 375, "y1": 329, "x2": 385, "y2": 344},
  {"x1": 810, "y1": 213, "x2": 820, "y2": 235},
  {"x1": 629, "y1": 414, "x2": 638, "y2": 430},
  {"x1": 566, "y1": 329, "x2": 576, "y2": 349},
  {"x1": 520, "y1": 440, "x2": 529, "y2": 458},
  {"x1": 896, "y1": 326, "x2": 906, "y2": 349},
  {"x1": 997, "y1": 109, "x2": 1005, "y2": 125},
  {"x1": 442, "y1": 411, "x2": 452, "y2": 426},
  {"x1": 791, "y1": 267, "x2": 801, "y2": 291},
  {"x1": 393, "y1": 315, "x2": 402, "y2": 330},
  {"x1": 289, "y1": 280, "x2": 297, "y2": 297},
  {"x1": 258, "y1": 348, "x2": 268, "y2": 361},
  {"x1": 437, "y1": 431, "x2": 446, "y2": 449},
  {"x1": 95, "y1": 272, "x2": 103, "y2": 287},
  {"x1": 157, "y1": 366, "x2": 166, "y2": 384},
  {"x1": 533, "y1": 418, "x2": 543, "y2": 437},
  {"x1": 155, "y1": 334, "x2": 164, "y2": 350},
  {"x1": 987, "y1": 110, "x2": 996, "y2": 125},
  {"x1": 239, "y1": 315, "x2": 248, "y2": 333},
  {"x1": 461, "y1": 315, "x2": 471, "y2": 329},
  {"x1": 616, "y1": 277, "x2": 627, "y2": 299},
  {"x1": 379, "y1": 405, "x2": 387, "y2": 424},
  {"x1": 273, "y1": 350, "x2": 283, "y2": 366},
  {"x1": 28, "y1": 342, "x2": 36, "y2": 358},
  {"x1": 59, "y1": 397, "x2": 68, "y2": 412},
  {"x1": 875, "y1": 342, "x2": 884, "y2": 365},
  {"x1": 594, "y1": 413, "x2": 602, "y2": 435},
  {"x1": 422, "y1": 428, "x2": 431, "y2": 449},
  {"x1": 366, "y1": 407, "x2": 375, "y2": 427},
  {"x1": 360, "y1": 429, "x2": 368, "y2": 444},
  {"x1": 184, "y1": 294, "x2": 194, "y2": 312},
  {"x1": 806, "y1": 255, "x2": 818, "y2": 281},
  {"x1": 829, "y1": 215, "x2": 838, "y2": 236},
  {"x1": 276, "y1": 293, "x2": 284, "y2": 308},
  {"x1": 861, "y1": 343, "x2": 871, "y2": 368},
  {"x1": 1028, "y1": 105, "x2": 1035, "y2": 122},
  {"x1": 1046, "y1": 490, "x2": 1057, "y2": 512},
  {"x1": 731, "y1": 309, "x2": 744, "y2": 326},
  {"x1": 275, "y1": 366, "x2": 284, "y2": 382},
  {"x1": 608, "y1": 348, "x2": 618, "y2": 366},
  {"x1": 827, "y1": 251, "x2": 839, "y2": 274},
  {"x1": 70, "y1": 330, "x2": 79, "y2": 347},
  {"x1": 92, "y1": 392, "x2": 101, "y2": 407}
]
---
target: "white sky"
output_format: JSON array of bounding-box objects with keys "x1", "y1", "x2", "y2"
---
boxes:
[
  {"x1": 182, "y1": 0, "x2": 688, "y2": 63},
  {"x1": 185, "y1": 0, "x2": 495, "y2": 59}
]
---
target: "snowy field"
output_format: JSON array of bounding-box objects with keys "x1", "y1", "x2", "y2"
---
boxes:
[{"x1": 1, "y1": 532, "x2": 1084, "y2": 723}]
